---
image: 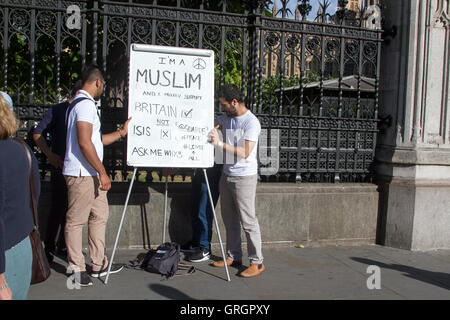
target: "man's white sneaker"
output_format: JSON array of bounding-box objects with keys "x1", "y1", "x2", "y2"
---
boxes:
[{"x1": 90, "y1": 263, "x2": 124, "y2": 278}]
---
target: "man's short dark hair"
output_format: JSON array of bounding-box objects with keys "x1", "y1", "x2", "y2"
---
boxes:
[
  {"x1": 81, "y1": 64, "x2": 104, "y2": 85},
  {"x1": 217, "y1": 84, "x2": 244, "y2": 104}
]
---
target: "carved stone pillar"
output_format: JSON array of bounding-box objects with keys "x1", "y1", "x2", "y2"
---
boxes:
[{"x1": 376, "y1": 0, "x2": 450, "y2": 250}]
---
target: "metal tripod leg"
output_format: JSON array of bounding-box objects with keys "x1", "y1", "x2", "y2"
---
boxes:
[
  {"x1": 105, "y1": 167, "x2": 138, "y2": 284},
  {"x1": 203, "y1": 169, "x2": 230, "y2": 282},
  {"x1": 163, "y1": 179, "x2": 168, "y2": 243}
]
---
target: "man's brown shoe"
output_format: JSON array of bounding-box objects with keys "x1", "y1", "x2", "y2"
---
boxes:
[
  {"x1": 211, "y1": 258, "x2": 242, "y2": 268},
  {"x1": 240, "y1": 263, "x2": 265, "y2": 277}
]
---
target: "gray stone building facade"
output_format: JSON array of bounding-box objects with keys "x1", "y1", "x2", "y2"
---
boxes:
[{"x1": 377, "y1": 0, "x2": 450, "y2": 250}]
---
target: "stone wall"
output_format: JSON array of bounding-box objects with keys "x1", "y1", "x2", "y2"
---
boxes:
[{"x1": 37, "y1": 182, "x2": 379, "y2": 250}]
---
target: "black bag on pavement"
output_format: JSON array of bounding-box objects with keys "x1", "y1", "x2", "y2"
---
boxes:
[
  {"x1": 146, "y1": 242, "x2": 181, "y2": 278},
  {"x1": 127, "y1": 251, "x2": 155, "y2": 270},
  {"x1": 127, "y1": 242, "x2": 195, "y2": 279}
]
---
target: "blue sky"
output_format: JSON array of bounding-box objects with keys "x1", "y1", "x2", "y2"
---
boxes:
[{"x1": 270, "y1": 0, "x2": 338, "y2": 20}]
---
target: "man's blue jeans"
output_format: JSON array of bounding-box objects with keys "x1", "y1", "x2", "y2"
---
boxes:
[{"x1": 191, "y1": 165, "x2": 222, "y2": 250}]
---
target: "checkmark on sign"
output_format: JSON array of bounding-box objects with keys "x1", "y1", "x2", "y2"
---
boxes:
[{"x1": 182, "y1": 109, "x2": 193, "y2": 118}]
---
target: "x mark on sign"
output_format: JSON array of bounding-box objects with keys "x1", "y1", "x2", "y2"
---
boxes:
[{"x1": 161, "y1": 129, "x2": 171, "y2": 140}]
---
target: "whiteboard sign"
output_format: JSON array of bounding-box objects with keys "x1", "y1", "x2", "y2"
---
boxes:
[{"x1": 127, "y1": 44, "x2": 215, "y2": 168}]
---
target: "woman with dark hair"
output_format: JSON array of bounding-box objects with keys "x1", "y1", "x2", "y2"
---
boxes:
[{"x1": 0, "y1": 92, "x2": 40, "y2": 300}]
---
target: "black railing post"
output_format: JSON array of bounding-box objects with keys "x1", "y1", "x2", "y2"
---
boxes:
[
  {"x1": 56, "y1": 0, "x2": 62, "y2": 102},
  {"x1": 92, "y1": 0, "x2": 99, "y2": 65},
  {"x1": 246, "y1": 1, "x2": 262, "y2": 112},
  {"x1": 2, "y1": 1, "x2": 9, "y2": 91},
  {"x1": 29, "y1": 0, "x2": 36, "y2": 104}
]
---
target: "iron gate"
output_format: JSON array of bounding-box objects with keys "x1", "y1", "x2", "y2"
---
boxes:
[{"x1": 0, "y1": 0, "x2": 382, "y2": 183}]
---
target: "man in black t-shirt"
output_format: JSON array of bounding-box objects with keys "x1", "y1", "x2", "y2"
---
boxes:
[{"x1": 33, "y1": 83, "x2": 81, "y2": 263}]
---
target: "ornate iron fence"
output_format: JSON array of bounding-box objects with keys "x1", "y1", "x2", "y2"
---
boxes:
[{"x1": 0, "y1": 0, "x2": 382, "y2": 183}]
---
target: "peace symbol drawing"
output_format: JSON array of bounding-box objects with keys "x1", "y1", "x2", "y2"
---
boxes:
[{"x1": 193, "y1": 58, "x2": 206, "y2": 70}]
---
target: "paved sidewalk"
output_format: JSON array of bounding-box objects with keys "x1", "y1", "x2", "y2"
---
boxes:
[{"x1": 28, "y1": 244, "x2": 450, "y2": 300}]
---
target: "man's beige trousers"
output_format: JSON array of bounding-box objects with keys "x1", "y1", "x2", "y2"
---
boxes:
[{"x1": 64, "y1": 176, "x2": 109, "y2": 272}]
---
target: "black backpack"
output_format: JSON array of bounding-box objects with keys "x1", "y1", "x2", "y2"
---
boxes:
[
  {"x1": 146, "y1": 242, "x2": 180, "y2": 278},
  {"x1": 128, "y1": 242, "x2": 195, "y2": 279}
]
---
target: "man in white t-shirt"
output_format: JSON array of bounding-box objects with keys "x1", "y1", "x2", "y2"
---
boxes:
[
  {"x1": 63, "y1": 65, "x2": 131, "y2": 286},
  {"x1": 208, "y1": 84, "x2": 265, "y2": 278}
]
